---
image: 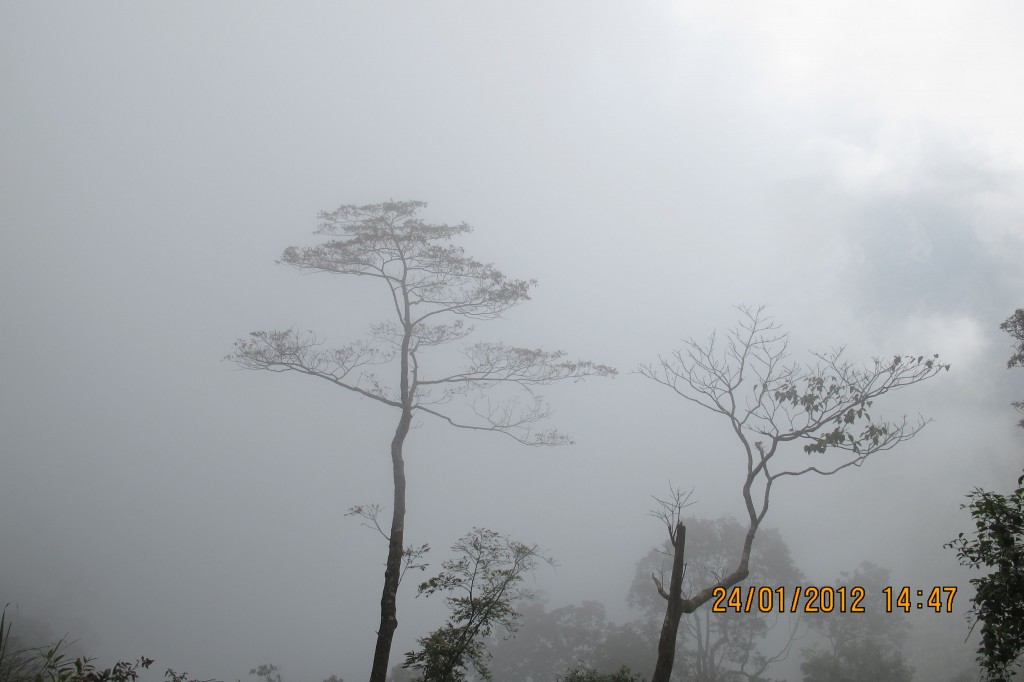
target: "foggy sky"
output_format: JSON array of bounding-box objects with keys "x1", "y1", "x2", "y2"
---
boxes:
[{"x1": 2, "y1": 3, "x2": 1023, "y2": 682}]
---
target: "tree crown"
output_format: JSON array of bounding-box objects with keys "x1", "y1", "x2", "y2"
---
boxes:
[
  {"x1": 640, "y1": 305, "x2": 948, "y2": 482},
  {"x1": 282, "y1": 200, "x2": 535, "y2": 324},
  {"x1": 228, "y1": 201, "x2": 616, "y2": 445}
]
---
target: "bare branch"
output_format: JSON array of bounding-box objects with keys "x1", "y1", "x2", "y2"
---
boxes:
[
  {"x1": 346, "y1": 504, "x2": 389, "y2": 540},
  {"x1": 640, "y1": 306, "x2": 948, "y2": 484},
  {"x1": 227, "y1": 329, "x2": 401, "y2": 406},
  {"x1": 414, "y1": 401, "x2": 574, "y2": 446},
  {"x1": 345, "y1": 504, "x2": 430, "y2": 585},
  {"x1": 649, "y1": 484, "x2": 697, "y2": 539},
  {"x1": 419, "y1": 343, "x2": 617, "y2": 388}
]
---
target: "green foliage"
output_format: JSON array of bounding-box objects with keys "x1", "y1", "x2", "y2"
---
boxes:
[
  {"x1": 557, "y1": 664, "x2": 646, "y2": 682},
  {"x1": 946, "y1": 478, "x2": 1024, "y2": 681},
  {"x1": 403, "y1": 528, "x2": 551, "y2": 681},
  {"x1": 1000, "y1": 308, "x2": 1024, "y2": 370},
  {"x1": 1000, "y1": 308, "x2": 1024, "y2": 425},
  {"x1": 0, "y1": 607, "x2": 147, "y2": 682},
  {"x1": 939, "y1": 308, "x2": 1024, "y2": 680},
  {"x1": 34, "y1": 647, "x2": 154, "y2": 682},
  {"x1": 403, "y1": 628, "x2": 488, "y2": 682},
  {"x1": 771, "y1": 353, "x2": 947, "y2": 455}
]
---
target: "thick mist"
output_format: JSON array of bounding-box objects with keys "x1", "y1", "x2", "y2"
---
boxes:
[{"x1": 2, "y1": 3, "x2": 1023, "y2": 682}]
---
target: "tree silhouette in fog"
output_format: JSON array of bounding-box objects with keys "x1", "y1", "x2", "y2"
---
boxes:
[
  {"x1": 228, "y1": 201, "x2": 614, "y2": 682},
  {"x1": 638, "y1": 306, "x2": 947, "y2": 682}
]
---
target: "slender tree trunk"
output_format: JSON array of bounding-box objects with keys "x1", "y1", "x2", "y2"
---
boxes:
[
  {"x1": 652, "y1": 522, "x2": 686, "y2": 682},
  {"x1": 368, "y1": 407, "x2": 413, "y2": 682}
]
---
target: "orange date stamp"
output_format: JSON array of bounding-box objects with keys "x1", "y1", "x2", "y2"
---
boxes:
[
  {"x1": 711, "y1": 585, "x2": 957, "y2": 613},
  {"x1": 712, "y1": 586, "x2": 866, "y2": 613}
]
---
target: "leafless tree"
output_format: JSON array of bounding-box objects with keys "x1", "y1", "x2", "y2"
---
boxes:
[
  {"x1": 638, "y1": 305, "x2": 948, "y2": 682},
  {"x1": 227, "y1": 201, "x2": 615, "y2": 682}
]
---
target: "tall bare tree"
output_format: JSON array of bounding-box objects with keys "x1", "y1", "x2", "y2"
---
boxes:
[
  {"x1": 228, "y1": 201, "x2": 615, "y2": 682},
  {"x1": 638, "y1": 306, "x2": 947, "y2": 682}
]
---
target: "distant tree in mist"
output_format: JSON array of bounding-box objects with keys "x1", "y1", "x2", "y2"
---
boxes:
[
  {"x1": 628, "y1": 517, "x2": 803, "y2": 682},
  {"x1": 484, "y1": 600, "x2": 612, "y2": 680},
  {"x1": 484, "y1": 600, "x2": 652, "y2": 681},
  {"x1": 482, "y1": 519, "x2": 799, "y2": 682},
  {"x1": 801, "y1": 639, "x2": 913, "y2": 682},
  {"x1": 800, "y1": 562, "x2": 913, "y2": 682},
  {"x1": 637, "y1": 306, "x2": 947, "y2": 682},
  {"x1": 228, "y1": 201, "x2": 614, "y2": 682}
]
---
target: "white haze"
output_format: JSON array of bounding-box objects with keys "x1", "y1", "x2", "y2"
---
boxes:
[{"x1": 2, "y1": 3, "x2": 1023, "y2": 681}]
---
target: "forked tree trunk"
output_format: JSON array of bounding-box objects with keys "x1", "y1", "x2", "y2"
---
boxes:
[
  {"x1": 652, "y1": 522, "x2": 686, "y2": 682},
  {"x1": 368, "y1": 408, "x2": 413, "y2": 682}
]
